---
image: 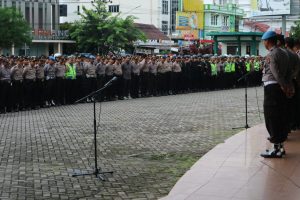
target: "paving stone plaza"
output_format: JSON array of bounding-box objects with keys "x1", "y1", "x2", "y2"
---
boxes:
[{"x1": 0, "y1": 88, "x2": 265, "y2": 199}]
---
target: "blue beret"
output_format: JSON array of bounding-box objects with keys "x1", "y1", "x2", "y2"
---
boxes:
[
  {"x1": 48, "y1": 56, "x2": 56, "y2": 61},
  {"x1": 262, "y1": 31, "x2": 277, "y2": 40}
]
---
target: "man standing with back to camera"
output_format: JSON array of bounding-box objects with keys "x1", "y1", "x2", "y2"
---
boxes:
[{"x1": 260, "y1": 31, "x2": 293, "y2": 158}]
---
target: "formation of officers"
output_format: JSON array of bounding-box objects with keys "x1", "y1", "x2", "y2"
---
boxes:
[
  {"x1": 0, "y1": 53, "x2": 263, "y2": 114},
  {"x1": 260, "y1": 34, "x2": 300, "y2": 158}
]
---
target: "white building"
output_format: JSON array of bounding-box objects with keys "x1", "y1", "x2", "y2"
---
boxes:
[
  {"x1": 1, "y1": 0, "x2": 74, "y2": 56},
  {"x1": 236, "y1": 0, "x2": 300, "y2": 35},
  {"x1": 60, "y1": 0, "x2": 180, "y2": 35}
]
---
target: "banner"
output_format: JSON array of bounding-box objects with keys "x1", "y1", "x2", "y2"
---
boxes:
[
  {"x1": 251, "y1": 0, "x2": 290, "y2": 16},
  {"x1": 174, "y1": 30, "x2": 202, "y2": 40},
  {"x1": 176, "y1": 12, "x2": 204, "y2": 30},
  {"x1": 183, "y1": 0, "x2": 204, "y2": 12}
]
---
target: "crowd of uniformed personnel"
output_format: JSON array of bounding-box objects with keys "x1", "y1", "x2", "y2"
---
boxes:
[{"x1": 0, "y1": 54, "x2": 264, "y2": 114}]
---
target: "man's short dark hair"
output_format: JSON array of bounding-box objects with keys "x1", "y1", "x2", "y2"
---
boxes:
[
  {"x1": 285, "y1": 37, "x2": 294, "y2": 49},
  {"x1": 276, "y1": 34, "x2": 285, "y2": 46},
  {"x1": 266, "y1": 36, "x2": 277, "y2": 45}
]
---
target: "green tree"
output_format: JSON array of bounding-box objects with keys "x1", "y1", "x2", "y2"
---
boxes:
[
  {"x1": 70, "y1": 0, "x2": 146, "y2": 54},
  {"x1": 290, "y1": 21, "x2": 300, "y2": 39},
  {"x1": 0, "y1": 7, "x2": 31, "y2": 54}
]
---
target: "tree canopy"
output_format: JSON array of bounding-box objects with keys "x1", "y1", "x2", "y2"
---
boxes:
[
  {"x1": 290, "y1": 21, "x2": 300, "y2": 39},
  {"x1": 70, "y1": 0, "x2": 146, "y2": 54},
  {"x1": 0, "y1": 7, "x2": 31, "y2": 51}
]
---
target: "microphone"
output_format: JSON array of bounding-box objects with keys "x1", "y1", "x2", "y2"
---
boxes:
[{"x1": 104, "y1": 76, "x2": 118, "y2": 87}]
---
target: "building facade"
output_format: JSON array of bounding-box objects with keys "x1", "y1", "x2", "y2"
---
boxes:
[
  {"x1": 60, "y1": 0, "x2": 179, "y2": 36},
  {"x1": 204, "y1": 4, "x2": 244, "y2": 36},
  {"x1": 1, "y1": 0, "x2": 74, "y2": 56},
  {"x1": 237, "y1": 0, "x2": 300, "y2": 35}
]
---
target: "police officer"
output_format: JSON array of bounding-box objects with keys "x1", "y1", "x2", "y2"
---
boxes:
[
  {"x1": 148, "y1": 57, "x2": 158, "y2": 96},
  {"x1": 113, "y1": 58, "x2": 123, "y2": 100},
  {"x1": 23, "y1": 60, "x2": 36, "y2": 109},
  {"x1": 105, "y1": 59, "x2": 116, "y2": 101},
  {"x1": 172, "y1": 57, "x2": 182, "y2": 94},
  {"x1": 55, "y1": 58, "x2": 66, "y2": 105},
  {"x1": 35, "y1": 59, "x2": 45, "y2": 108},
  {"x1": 95, "y1": 58, "x2": 106, "y2": 101},
  {"x1": 260, "y1": 31, "x2": 292, "y2": 158},
  {"x1": 284, "y1": 37, "x2": 300, "y2": 131},
  {"x1": 140, "y1": 57, "x2": 150, "y2": 97},
  {"x1": 11, "y1": 59, "x2": 24, "y2": 110},
  {"x1": 121, "y1": 57, "x2": 132, "y2": 99},
  {"x1": 44, "y1": 58, "x2": 56, "y2": 106},
  {"x1": 0, "y1": 59, "x2": 12, "y2": 113},
  {"x1": 65, "y1": 58, "x2": 76, "y2": 104},
  {"x1": 84, "y1": 58, "x2": 97, "y2": 102},
  {"x1": 130, "y1": 58, "x2": 140, "y2": 98}
]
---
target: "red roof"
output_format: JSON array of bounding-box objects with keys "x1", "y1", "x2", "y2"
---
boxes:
[{"x1": 134, "y1": 23, "x2": 170, "y2": 40}]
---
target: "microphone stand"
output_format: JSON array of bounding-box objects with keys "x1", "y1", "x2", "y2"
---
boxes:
[
  {"x1": 232, "y1": 72, "x2": 252, "y2": 130},
  {"x1": 72, "y1": 81, "x2": 114, "y2": 181}
]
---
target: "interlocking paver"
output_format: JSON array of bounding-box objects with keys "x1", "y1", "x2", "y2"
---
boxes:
[{"x1": 0, "y1": 88, "x2": 264, "y2": 199}]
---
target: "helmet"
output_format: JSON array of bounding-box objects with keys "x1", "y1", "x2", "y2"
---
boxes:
[{"x1": 262, "y1": 31, "x2": 277, "y2": 40}]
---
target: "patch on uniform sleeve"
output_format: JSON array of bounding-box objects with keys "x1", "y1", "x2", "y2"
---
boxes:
[{"x1": 265, "y1": 56, "x2": 271, "y2": 64}]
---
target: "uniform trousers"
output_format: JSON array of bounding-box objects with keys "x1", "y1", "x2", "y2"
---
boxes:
[
  {"x1": 148, "y1": 73, "x2": 157, "y2": 96},
  {"x1": 114, "y1": 75, "x2": 123, "y2": 99},
  {"x1": 0, "y1": 81, "x2": 12, "y2": 112},
  {"x1": 123, "y1": 78, "x2": 131, "y2": 98},
  {"x1": 55, "y1": 77, "x2": 65, "y2": 105},
  {"x1": 264, "y1": 84, "x2": 288, "y2": 144},
  {"x1": 294, "y1": 83, "x2": 300, "y2": 128},
  {"x1": 163, "y1": 72, "x2": 171, "y2": 94},
  {"x1": 171, "y1": 72, "x2": 181, "y2": 94},
  {"x1": 65, "y1": 79, "x2": 77, "y2": 104},
  {"x1": 105, "y1": 75, "x2": 114, "y2": 100},
  {"x1": 140, "y1": 72, "x2": 149, "y2": 96},
  {"x1": 75, "y1": 76, "x2": 83, "y2": 100},
  {"x1": 96, "y1": 75, "x2": 105, "y2": 101},
  {"x1": 11, "y1": 80, "x2": 24, "y2": 109},
  {"x1": 35, "y1": 79, "x2": 45, "y2": 107},
  {"x1": 45, "y1": 79, "x2": 56, "y2": 103},
  {"x1": 130, "y1": 73, "x2": 140, "y2": 98},
  {"x1": 23, "y1": 79, "x2": 36, "y2": 108}
]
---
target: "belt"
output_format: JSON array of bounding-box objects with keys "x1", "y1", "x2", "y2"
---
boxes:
[
  {"x1": 86, "y1": 74, "x2": 96, "y2": 78},
  {"x1": 263, "y1": 81, "x2": 278, "y2": 87}
]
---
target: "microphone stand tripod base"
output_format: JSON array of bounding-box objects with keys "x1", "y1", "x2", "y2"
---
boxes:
[
  {"x1": 232, "y1": 124, "x2": 250, "y2": 130},
  {"x1": 72, "y1": 168, "x2": 113, "y2": 181}
]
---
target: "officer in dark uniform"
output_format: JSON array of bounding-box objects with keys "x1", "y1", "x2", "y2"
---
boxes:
[
  {"x1": 11, "y1": 59, "x2": 24, "y2": 111},
  {"x1": 121, "y1": 57, "x2": 132, "y2": 99},
  {"x1": 0, "y1": 59, "x2": 12, "y2": 113},
  {"x1": 44, "y1": 58, "x2": 56, "y2": 106},
  {"x1": 260, "y1": 31, "x2": 292, "y2": 158},
  {"x1": 23, "y1": 60, "x2": 36, "y2": 109},
  {"x1": 35, "y1": 59, "x2": 45, "y2": 108},
  {"x1": 54, "y1": 58, "x2": 66, "y2": 105}
]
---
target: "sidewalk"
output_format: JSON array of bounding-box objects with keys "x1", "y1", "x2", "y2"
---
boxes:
[{"x1": 161, "y1": 124, "x2": 300, "y2": 200}]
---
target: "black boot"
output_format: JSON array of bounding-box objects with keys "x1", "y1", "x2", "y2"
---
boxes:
[{"x1": 261, "y1": 144, "x2": 283, "y2": 158}]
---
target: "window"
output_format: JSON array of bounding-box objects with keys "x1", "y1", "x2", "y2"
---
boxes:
[
  {"x1": 77, "y1": 6, "x2": 80, "y2": 15},
  {"x1": 162, "y1": 0, "x2": 168, "y2": 15},
  {"x1": 211, "y1": 15, "x2": 219, "y2": 26},
  {"x1": 109, "y1": 5, "x2": 119, "y2": 13},
  {"x1": 170, "y1": 0, "x2": 178, "y2": 32},
  {"x1": 25, "y1": 3, "x2": 30, "y2": 24},
  {"x1": 222, "y1": 16, "x2": 229, "y2": 26},
  {"x1": 219, "y1": 0, "x2": 227, "y2": 5},
  {"x1": 39, "y1": 4, "x2": 44, "y2": 29},
  {"x1": 60, "y1": 5, "x2": 67, "y2": 17},
  {"x1": 162, "y1": 21, "x2": 168, "y2": 35}
]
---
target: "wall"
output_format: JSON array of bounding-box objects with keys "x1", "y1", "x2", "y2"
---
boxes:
[{"x1": 60, "y1": 0, "x2": 173, "y2": 34}]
